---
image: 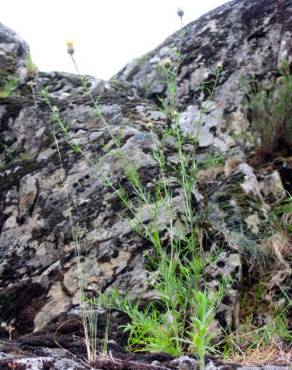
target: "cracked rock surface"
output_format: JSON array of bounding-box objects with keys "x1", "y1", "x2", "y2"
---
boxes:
[{"x1": 0, "y1": 0, "x2": 291, "y2": 369}]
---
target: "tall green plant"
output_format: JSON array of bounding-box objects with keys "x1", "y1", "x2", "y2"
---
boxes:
[
  {"x1": 99, "y1": 51, "x2": 224, "y2": 365},
  {"x1": 48, "y1": 115, "x2": 99, "y2": 363},
  {"x1": 42, "y1": 29, "x2": 224, "y2": 369}
]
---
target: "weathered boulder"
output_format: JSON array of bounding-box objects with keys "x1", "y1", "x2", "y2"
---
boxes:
[
  {"x1": 0, "y1": 23, "x2": 31, "y2": 90},
  {"x1": 0, "y1": 0, "x2": 291, "y2": 368},
  {"x1": 0, "y1": 73, "x2": 165, "y2": 335},
  {"x1": 116, "y1": 0, "x2": 292, "y2": 159}
]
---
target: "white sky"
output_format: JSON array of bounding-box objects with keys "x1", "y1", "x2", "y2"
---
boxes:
[{"x1": 1, "y1": 0, "x2": 228, "y2": 80}]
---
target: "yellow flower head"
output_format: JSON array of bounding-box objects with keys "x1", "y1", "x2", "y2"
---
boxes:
[
  {"x1": 216, "y1": 62, "x2": 223, "y2": 70},
  {"x1": 66, "y1": 39, "x2": 75, "y2": 55},
  {"x1": 66, "y1": 39, "x2": 74, "y2": 49}
]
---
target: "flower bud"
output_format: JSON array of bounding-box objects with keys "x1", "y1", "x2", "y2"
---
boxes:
[
  {"x1": 160, "y1": 57, "x2": 172, "y2": 69},
  {"x1": 177, "y1": 8, "x2": 184, "y2": 18}
]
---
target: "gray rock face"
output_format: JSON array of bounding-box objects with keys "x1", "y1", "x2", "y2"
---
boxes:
[
  {"x1": 0, "y1": 74, "x2": 164, "y2": 335},
  {"x1": 0, "y1": 0, "x2": 291, "y2": 368},
  {"x1": 207, "y1": 163, "x2": 271, "y2": 253},
  {"x1": 116, "y1": 0, "x2": 292, "y2": 158},
  {"x1": 0, "y1": 23, "x2": 30, "y2": 87}
]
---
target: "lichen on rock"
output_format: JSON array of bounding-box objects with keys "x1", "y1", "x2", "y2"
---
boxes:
[{"x1": 0, "y1": 0, "x2": 292, "y2": 368}]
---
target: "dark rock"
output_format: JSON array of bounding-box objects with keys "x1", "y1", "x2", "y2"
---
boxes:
[{"x1": 0, "y1": 0, "x2": 291, "y2": 368}]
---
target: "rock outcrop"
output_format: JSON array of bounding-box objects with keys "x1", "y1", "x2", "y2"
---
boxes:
[
  {"x1": 116, "y1": 0, "x2": 292, "y2": 159},
  {"x1": 0, "y1": 0, "x2": 291, "y2": 369},
  {"x1": 0, "y1": 23, "x2": 30, "y2": 89}
]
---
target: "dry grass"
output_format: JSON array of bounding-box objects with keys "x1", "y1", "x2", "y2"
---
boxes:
[
  {"x1": 259, "y1": 232, "x2": 291, "y2": 292},
  {"x1": 222, "y1": 311, "x2": 291, "y2": 366},
  {"x1": 223, "y1": 159, "x2": 242, "y2": 177},
  {"x1": 262, "y1": 232, "x2": 291, "y2": 266},
  {"x1": 227, "y1": 343, "x2": 291, "y2": 366},
  {"x1": 197, "y1": 167, "x2": 223, "y2": 184}
]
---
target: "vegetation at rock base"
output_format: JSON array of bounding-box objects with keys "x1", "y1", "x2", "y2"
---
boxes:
[
  {"x1": 43, "y1": 37, "x2": 229, "y2": 368},
  {"x1": 1, "y1": 2, "x2": 292, "y2": 369}
]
